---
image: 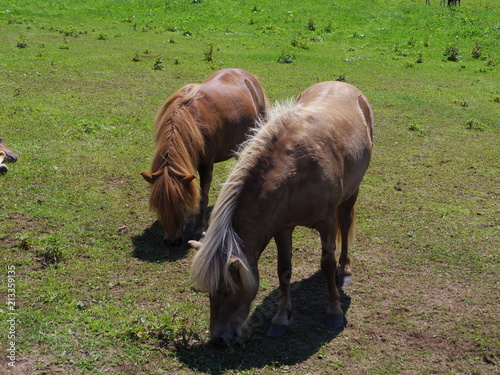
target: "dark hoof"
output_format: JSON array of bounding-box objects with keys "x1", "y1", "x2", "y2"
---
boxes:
[
  {"x1": 267, "y1": 324, "x2": 288, "y2": 338},
  {"x1": 210, "y1": 336, "x2": 226, "y2": 347},
  {"x1": 337, "y1": 273, "x2": 352, "y2": 287},
  {"x1": 326, "y1": 314, "x2": 345, "y2": 329}
]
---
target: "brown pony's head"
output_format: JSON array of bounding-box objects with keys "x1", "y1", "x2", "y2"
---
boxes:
[
  {"x1": 141, "y1": 85, "x2": 204, "y2": 246},
  {"x1": 141, "y1": 168, "x2": 198, "y2": 245}
]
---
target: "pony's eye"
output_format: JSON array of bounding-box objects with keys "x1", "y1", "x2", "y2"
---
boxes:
[{"x1": 223, "y1": 289, "x2": 234, "y2": 297}]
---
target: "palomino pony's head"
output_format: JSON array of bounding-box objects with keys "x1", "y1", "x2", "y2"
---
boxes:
[
  {"x1": 141, "y1": 85, "x2": 205, "y2": 246},
  {"x1": 189, "y1": 173, "x2": 260, "y2": 345}
]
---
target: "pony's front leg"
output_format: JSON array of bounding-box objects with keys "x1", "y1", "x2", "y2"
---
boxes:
[
  {"x1": 267, "y1": 228, "x2": 294, "y2": 338},
  {"x1": 318, "y1": 222, "x2": 345, "y2": 329},
  {"x1": 196, "y1": 163, "x2": 213, "y2": 237}
]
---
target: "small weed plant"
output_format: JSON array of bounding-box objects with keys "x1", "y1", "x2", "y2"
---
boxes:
[
  {"x1": 204, "y1": 43, "x2": 214, "y2": 62},
  {"x1": 465, "y1": 118, "x2": 485, "y2": 131},
  {"x1": 471, "y1": 41, "x2": 483, "y2": 59},
  {"x1": 131, "y1": 53, "x2": 141, "y2": 62},
  {"x1": 291, "y1": 38, "x2": 309, "y2": 50},
  {"x1": 127, "y1": 312, "x2": 198, "y2": 349},
  {"x1": 16, "y1": 34, "x2": 27, "y2": 48},
  {"x1": 408, "y1": 122, "x2": 425, "y2": 135},
  {"x1": 153, "y1": 58, "x2": 165, "y2": 70},
  {"x1": 307, "y1": 18, "x2": 316, "y2": 31},
  {"x1": 334, "y1": 73, "x2": 348, "y2": 82},
  {"x1": 443, "y1": 41, "x2": 461, "y2": 61},
  {"x1": 36, "y1": 236, "x2": 65, "y2": 266},
  {"x1": 277, "y1": 51, "x2": 294, "y2": 63}
]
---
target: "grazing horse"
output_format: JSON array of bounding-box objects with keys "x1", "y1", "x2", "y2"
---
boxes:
[
  {"x1": 141, "y1": 69, "x2": 269, "y2": 246},
  {"x1": 0, "y1": 138, "x2": 18, "y2": 174},
  {"x1": 190, "y1": 81, "x2": 374, "y2": 345}
]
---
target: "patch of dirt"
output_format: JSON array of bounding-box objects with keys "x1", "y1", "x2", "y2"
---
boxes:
[
  {"x1": 336, "y1": 245, "x2": 500, "y2": 373},
  {"x1": 1, "y1": 356, "x2": 68, "y2": 375}
]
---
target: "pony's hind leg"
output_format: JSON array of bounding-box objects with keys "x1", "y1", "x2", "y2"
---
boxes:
[
  {"x1": 267, "y1": 228, "x2": 294, "y2": 337},
  {"x1": 336, "y1": 190, "x2": 359, "y2": 286},
  {"x1": 318, "y1": 221, "x2": 345, "y2": 329}
]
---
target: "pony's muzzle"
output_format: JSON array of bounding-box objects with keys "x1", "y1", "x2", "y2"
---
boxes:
[
  {"x1": 164, "y1": 236, "x2": 183, "y2": 247},
  {"x1": 4, "y1": 150, "x2": 18, "y2": 163},
  {"x1": 210, "y1": 326, "x2": 242, "y2": 347}
]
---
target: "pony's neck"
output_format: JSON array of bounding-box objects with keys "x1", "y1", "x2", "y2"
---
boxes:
[
  {"x1": 231, "y1": 182, "x2": 281, "y2": 263},
  {"x1": 225, "y1": 109, "x2": 295, "y2": 262}
]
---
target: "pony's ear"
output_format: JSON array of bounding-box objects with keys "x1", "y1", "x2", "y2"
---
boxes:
[
  {"x1": 182, "y1": 174, "x2": 196, "y2": 185},
  {"x1": 229, "y1": 258, "x2": 256, "y2": 292},
  {"x1": 229, "y1": 258, "x2": 241, "y2": 272},
  {"x1": 140, "y1": 170, "x2": 163, "y2": 184},
  {"x1": 140, "y1": 171, "x2": 155, "y2": 183},
  {"x1": 188, "y1": 240, "x2": 202, "y2": 251}
]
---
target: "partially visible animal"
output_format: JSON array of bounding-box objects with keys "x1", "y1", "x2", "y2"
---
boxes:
[
  {"x1": 0, "y1": 138, "x2": 18, "y2": 174},
  {"x1": 141, "y1": 69, "x2": 270, "y2": 246},
  {"x1": 190, "y1": 81, "x2": 374, "y2": 345},
  {"x1": 447, "y1": 0, "x2": 460, "y2": 5}
]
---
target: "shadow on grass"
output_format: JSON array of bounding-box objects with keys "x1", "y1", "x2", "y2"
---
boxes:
[
  {"x1": 131, "y1": 220, "x2": 192, "y2": 262},
  {"x1": 175, "y1": 271, "x2": 351, "y2": 373},
  {"x1": 132, "y1": 207, "x2": 214, "y2": 262},
  {"x1": 131, "y1": 206, "x2": 214, "y2": 262}
]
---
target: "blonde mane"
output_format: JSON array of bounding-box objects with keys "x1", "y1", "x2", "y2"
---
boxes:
[
  {"x1": 191, "y1": 100, "x2": 297, "y2": 295},
  {"x1": 148, "y1": 85, "x2": 205, "y2": 235}
]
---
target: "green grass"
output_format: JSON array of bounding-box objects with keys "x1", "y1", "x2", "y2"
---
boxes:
[{"x1": 1, "y1": 0, "x2": 499, "y2": 373}]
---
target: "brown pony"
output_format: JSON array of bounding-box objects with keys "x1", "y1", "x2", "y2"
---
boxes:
[
  {"x1": 141, "y1": 69, "x2": 269, "y2": 246},
  {"x1": 0, "y1": 138, "x2": 18, "y2": 174},
  {"x1": 190, "y1": 81, "x2": 374, "y2": 345}
]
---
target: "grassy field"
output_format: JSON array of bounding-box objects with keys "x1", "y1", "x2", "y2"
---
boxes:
[{"x1": 1, "y1": 0, "x2": 499, "y2": 373}]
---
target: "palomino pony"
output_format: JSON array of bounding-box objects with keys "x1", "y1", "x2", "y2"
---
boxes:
[
  {"x1": 0, "y1": 138, "x2": 18, "y2": 174},
  {"x1": 190, "y1": 81, "x2": 374, "y2": 345},
  {"x1": 141, "y1": 69, "x2": 269, "y2": 246}
]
